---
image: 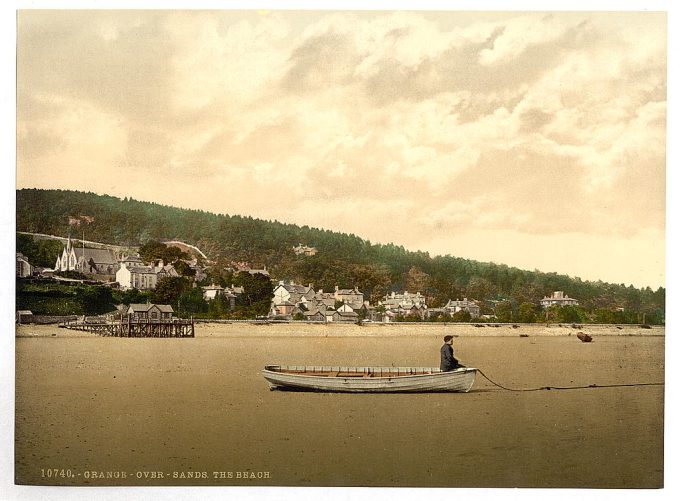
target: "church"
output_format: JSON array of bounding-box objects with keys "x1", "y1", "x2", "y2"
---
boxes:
[{"x1": 54, "y1": 236, "x2": 118, "y2": 277}]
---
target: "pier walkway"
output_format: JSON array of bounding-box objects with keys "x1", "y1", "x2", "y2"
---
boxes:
[{"x1": 59, "y1": 318, "x2": 194, "y2": 337}]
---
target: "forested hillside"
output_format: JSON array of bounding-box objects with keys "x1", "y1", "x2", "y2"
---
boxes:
[{"x1": 16, "y1": 189, "x2": 665, "y2": 323}]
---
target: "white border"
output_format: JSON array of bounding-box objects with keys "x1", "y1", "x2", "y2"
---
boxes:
[{"x1": 2, "y1": 2, "x2": 676, "y2": 501}]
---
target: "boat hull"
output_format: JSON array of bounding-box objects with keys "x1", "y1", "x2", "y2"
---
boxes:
[{"x1": 262, "y1": 365, "x2": 476, "y2": 393}]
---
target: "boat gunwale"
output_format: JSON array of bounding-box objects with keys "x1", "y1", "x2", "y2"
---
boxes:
[{"x1": 262, "y1": 365, "x2": 476, "y2": 380}]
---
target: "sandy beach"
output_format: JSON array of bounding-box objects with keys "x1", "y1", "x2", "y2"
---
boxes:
[{"x1": 15, "y1": 323, "x2": 664, "y2": 488}]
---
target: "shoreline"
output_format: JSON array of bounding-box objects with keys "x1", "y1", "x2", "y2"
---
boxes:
[
  {"x1": 15, "y1": 322, "x2": 665, "y2": 338},
  {"x1": 15, "y1": 331, "x2": 664, "y2": 487}
]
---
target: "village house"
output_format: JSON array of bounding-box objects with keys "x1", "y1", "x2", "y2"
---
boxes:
[
  {"x1": 324, "y1": 307, "x2": 359, "y2": 323},
  {"x1": 269, "y1": 280, "x2": 369, "y2": 321},
  {"x1": 115, "y1": 261, "x2": 180, "y2": 290},
  {"x1": 443, "y1": 298, "x2": 481, "y2": 318},
  {"x1": 540, "y1": 291, "x2": 579, "y2": 308},
  {"x1": 361, "y1": 305, "x2": 384, "y2": 322},
  {"x1": 334, "y1": 286, "x2": 364, "y2": 309},
  {"x1": 202, "y1": 283, "x2": 240, "y2": 310},
  {"x1": 380, "y1": 291, "x2": 428, "y2": 310},
  {"x1": 116, "y1": 263, "x2": 158, "y2": 290},
  {"x1": 272, "y1": 301, "x2": 296, "y2": 317},
  {"x1": 16, "y1": 253, "x2": 34, "y2": 278},
  {"x1": 313, "y1": 289, "x2": 337, "y2": 309},
  {"x1": 302, "y1": 308, "x2": 326, "y2": 322},
  {"x1": 231, "y1": 262, "x2": 270, "y2": 277},
  {"x1": 117, "y1": 254, "x2": 144, "y2": 268},
  {"x1": 16, "y1": 310, "x2": 34, "y2": 324},
  {"x1": 270, "y1": 281, "x2": 367, "y2": 320},
  {"x1": 202, "y1": 283, "x2": 225, "y2": 301},
  {"x1": 180, "y1": 258, "x2": 208, "y2": 281},
  {"x1": 394, "y1": 304, "x2": 428, "y2": 320},
  {"x1": 272, "y1": 282, "x2": 316, "y2": 307},
  {"x1": 156, "y1": 261, "x2": 180, "y2": 280},
  {"x1": 292, "y1": 243, "x2": 317, "y2": 256},
  {"x1": 119, "y1": 303, "x2": 174, "y2": 321},
  {"x1": 426, "y1": 307, "x2": 447, "y2": 320},
  {"x1": 54, "y1": 236, "x2": 118, "y2": 276}
]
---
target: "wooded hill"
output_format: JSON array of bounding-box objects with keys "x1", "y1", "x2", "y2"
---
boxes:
[{"x1": 16, "y1": 189, "x2": 665, "y2": 323}]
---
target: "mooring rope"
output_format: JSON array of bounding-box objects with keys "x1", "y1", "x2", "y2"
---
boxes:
[{"x1": 476, "y1": 368, "x2": 664, "y2": 392}]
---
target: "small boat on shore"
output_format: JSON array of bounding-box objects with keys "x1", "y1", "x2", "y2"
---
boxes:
[{"x1": 262, "y1": 365, "x2": 477, "y2": 393}]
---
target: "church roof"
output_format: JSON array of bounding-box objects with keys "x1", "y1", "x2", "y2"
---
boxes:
[{"x1": 73, "y1": 248, "x2": 117, "y2": 264}]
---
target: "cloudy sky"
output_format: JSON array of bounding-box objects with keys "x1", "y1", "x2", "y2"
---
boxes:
[{"x1": 16, "y1": 9, "x2": 666, "y2": 288}]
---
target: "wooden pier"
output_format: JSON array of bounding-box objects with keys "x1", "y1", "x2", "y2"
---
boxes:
[{"x1": 59, "y1": 318, "x2": 194, "y2": 338}]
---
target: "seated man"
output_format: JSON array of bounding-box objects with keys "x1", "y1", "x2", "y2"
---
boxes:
[{"x1": 440, "y1": 335, "x2": 461, "y2": 372}]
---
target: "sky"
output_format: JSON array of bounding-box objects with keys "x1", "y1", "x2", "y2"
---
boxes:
[{"x1": 15, "y1": 9, "x2": 667, "y2": 289}]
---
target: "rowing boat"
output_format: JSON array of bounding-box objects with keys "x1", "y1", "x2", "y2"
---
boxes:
[{"x1": 262, "y1": 365, "x2": 477, "y2": 393}]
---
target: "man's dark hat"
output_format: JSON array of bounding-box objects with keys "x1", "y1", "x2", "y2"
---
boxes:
[{"x1": 443, "y1": 335, "x2": 453, "y2": 342}]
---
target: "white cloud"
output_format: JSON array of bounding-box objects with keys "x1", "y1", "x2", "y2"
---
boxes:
[
  {"x1": 16, "y1": 11, "x2": 666, "y2": 287},
  {"x1": 17, "y1": 94, "x2": 128, "y2": 187},
  {"x1": 478, "y1": 14, "x2": 573, "y2": 66},
  {"x1": 168, "y1": 12, "x2": 291, "y2": 111}
]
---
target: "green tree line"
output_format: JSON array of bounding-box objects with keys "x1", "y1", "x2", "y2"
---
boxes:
[{"x1": 16, "y1": 188, "x2": 664, "y2": 323}]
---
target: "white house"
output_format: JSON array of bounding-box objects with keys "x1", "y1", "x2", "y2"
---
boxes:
[
  {"x1": 272, "y1": 282, "x2": 315, "y2": 306},
  {"x1": 540, "y1": 291, "x2": 579, "y2": 308},
  {"x1": 116, "y1": 262, "x2": 158, "y2": 290},
  {"x1": 203, "y1": 283, "x2": 225, "y2": 301}
]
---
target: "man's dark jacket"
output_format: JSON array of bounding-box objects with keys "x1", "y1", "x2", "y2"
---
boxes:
[{"x1": 440, "y1": 343, "x2": 459, "y2": 371}]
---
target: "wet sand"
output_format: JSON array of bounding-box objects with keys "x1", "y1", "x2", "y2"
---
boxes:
[{"x1": 15, "y1": 323, "x2": 664, "y2": 488}]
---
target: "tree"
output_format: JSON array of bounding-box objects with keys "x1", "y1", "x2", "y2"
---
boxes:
[
  {"x1": 466, "y1": 277, "x2": 496, "y2": 302},
  {"x1": 174, "y1": 260, "x2": 196, "y2": 277},
  {"x1": 177, "y1": 287, "x2": 208, "y2": 316},
  {"x1": 405, "y1": 266, "x2": 430, "y2": 293},
  {"x1": 153, "y1": 277, "x2": 191, "y2": 306},
  {"x1": 113, "y1": 287, "x2": 153, "y2": 305},
  {"x1": 452, "y1": 310, "x2": 472, "y2": 323},
  {"x1": 429, "y1": 311, "x2": 452, "y2": 322},
  {"x1": 13, "y1": 189, "x2": 667, "y2": 327},
  {"x1": 234, "y1": 272, "x2": 274, "y2": 317},
  {"x1": 16, "y1": 234, "x2": 63, "y2": 268},
  {"x1": 76, "y1": 285, "x2": 114, "y2": 315},
  {"x1": 139, "y1": 240, "x2": 168, "y2": 263},
  {"x1": 517, "y1": 302, "x2": 538, "y2": 323},
  {"x1": 558, "y1": 305, "x2": 586, "y2": 323},
  {"x1": 594, "y1": 308, "x2": 617, "y2": 324},
  {"x1": 494, "y1": 301, "x2": 513, "y2": 323},
  {"x1": 139, "y1": 240, "x2": 189, "y2": 265},
  {"x1": 208, "y1": 293, "x2": 232, "y2": 319}
]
